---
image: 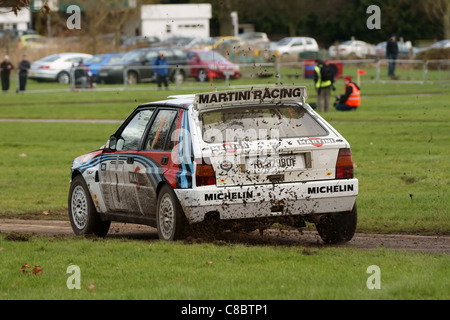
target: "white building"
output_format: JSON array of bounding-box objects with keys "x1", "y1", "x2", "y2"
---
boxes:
[
  {"x1": 141, "y1": 3, "x2": 212, "y2": 40},
  {"x1": 0, "y1": 7, "x2": 30, "y2": 31}
]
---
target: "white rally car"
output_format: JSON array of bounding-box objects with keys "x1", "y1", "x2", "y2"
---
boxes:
[{"x1": 69, "y1": 86, "x2": 358, "y2": 243}]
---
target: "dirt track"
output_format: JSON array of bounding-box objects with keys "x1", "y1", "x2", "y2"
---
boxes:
[{"x1": 0, "y1": 219, "x2": 448, "y2": 254}]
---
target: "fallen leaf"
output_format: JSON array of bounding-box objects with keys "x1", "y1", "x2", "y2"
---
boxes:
[
  {"x1": 89, "y1": 282, "x2": 95, "y2": 291},
  {"x1": 21, "y1": 264, "x2": 31, "y2": 273},
  {"x1": 205, "y1": 260, "x2": 213, "y2": 265},
  {"x1": 42, "y1": 211, "x2": 49, "y2": 215},
  {"x1": 32, "y1": 265, "x2": 43, "y2": 275},
  {"x1": 19, "y1": 153, "x2": 27, "y2": 157}
]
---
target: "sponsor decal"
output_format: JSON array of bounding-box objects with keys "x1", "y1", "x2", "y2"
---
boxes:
[
  {"x1": 195, "y1": 87, "x2": 307, "y2": 109},
  {"x1": 204, "y1": 191, "x2": 254, "y2": 201},
  {"x1": 307, "y1": 184, "x2": 354, "y2": 194},
  {"x1": 297, "y1": 137, "x2": 335, "y2": 147},
  {"x1": 220, "y1": 160, "x2": 233, "y2": 171}
]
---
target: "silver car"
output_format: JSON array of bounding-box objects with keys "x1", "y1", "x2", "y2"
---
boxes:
[{"x1": 29, "y1": 52, "x2": 93, "y2": 84}]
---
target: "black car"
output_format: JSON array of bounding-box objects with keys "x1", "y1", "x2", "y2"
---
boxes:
[{"x1": 98, "y1": 47, "x2": 189, "y2": 84}]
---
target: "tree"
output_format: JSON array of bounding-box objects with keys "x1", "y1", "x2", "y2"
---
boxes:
[{"x1": 417, "y1": 0, "x2": 450, "y2": 39}]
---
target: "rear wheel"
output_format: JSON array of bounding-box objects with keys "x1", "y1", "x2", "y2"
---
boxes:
[
  {"x1": 68, "y1": 175, "x2": 110, "y2": 237},
  {"x1": 127, "y1": 71, "x2": 138, "y2": 84},
  {"x1": 57, "y1": 71, "x2": 70, "y2": 84},
  {"x1": 315, "y1": 204, "x2": 357, "y2": 244},
  {"x1": 156, "y1": 184, "x2": 187, "y2": 241}
]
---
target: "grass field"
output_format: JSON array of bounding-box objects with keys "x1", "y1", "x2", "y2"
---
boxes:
[
  {"x1": 0, "y1": 77, "x2": 449, "y2": 300},
  {"x1": 0, "y1": 235, "x2": 448, "y2": 300}
]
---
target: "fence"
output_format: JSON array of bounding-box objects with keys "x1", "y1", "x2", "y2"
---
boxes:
[{"x1": 9, "y1": 58, "x2": 450, "y2": 94}]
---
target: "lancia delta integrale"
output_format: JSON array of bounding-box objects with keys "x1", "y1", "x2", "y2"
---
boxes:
[{"x1": 69, "y1": 86, "x2": 358, "y2": 243}]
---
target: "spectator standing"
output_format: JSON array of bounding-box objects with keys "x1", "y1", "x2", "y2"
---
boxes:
[
  {"x1": 334, "y1": 76, "x2": 360, "y2": 111},
  {"x1": 314, "y1": 59, "x2": 334, "y2": 113},
  {"x1": 386, "y1": 34, "x2": 399, "y2": 78},
  {"x1": 153, "y1": 51, "x2": 169, "y2": 90},
  {"x1": 18, "y1": 54, "x2": 31, "y2": 92},
  {"x1": 1, "y1": 55, "x2": 14, "y2": 92}
]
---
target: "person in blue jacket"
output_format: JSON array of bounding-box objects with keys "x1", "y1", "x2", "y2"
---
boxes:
[{"x1": 153, "y1": 51, "x2": 169, "y2": 89}]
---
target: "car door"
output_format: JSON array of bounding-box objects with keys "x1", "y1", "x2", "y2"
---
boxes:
[
  {"x1": 141, "y1": 50, "x2": 157, "y2": 81},
  {"x1": 291, "y1": 38, "x2": 305, "y2": 56},
  {"x1": 100, "y1": 108, "x2": 155, "y2": 214},
  {"x1": 133, "y1": 108, "x2": 180, "y2": 218}
]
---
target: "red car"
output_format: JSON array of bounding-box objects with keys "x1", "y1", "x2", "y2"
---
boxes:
[{"x1": 186, "y1": 49, "x2": 240, "y2": 82}]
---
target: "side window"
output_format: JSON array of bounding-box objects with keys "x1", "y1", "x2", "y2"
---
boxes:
[
  {"x1": 146, "y1": 51, "x2": 157, "y2": 63},
  {"x1": 118, "y1": 109, "x2": 154, "y2": 151},
  {"x1": 144, "y1": 109, "x2": 178, "y2": 151}
]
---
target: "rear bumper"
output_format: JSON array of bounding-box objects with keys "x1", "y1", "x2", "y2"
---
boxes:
[{"x1": 174, "y1": 179, "x2": 358, "y2": 224}]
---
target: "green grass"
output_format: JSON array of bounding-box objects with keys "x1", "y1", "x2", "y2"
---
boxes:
[{"x1": 0, "y1": 235, "x2": 448, "y2": 300}]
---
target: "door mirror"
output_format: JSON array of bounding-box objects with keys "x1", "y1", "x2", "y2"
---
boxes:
[{"x1": 108, "y1": 135, "x2": 117, "y2": 151}]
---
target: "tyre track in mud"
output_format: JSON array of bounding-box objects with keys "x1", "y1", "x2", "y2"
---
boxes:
[{"x1": 1, "y1": 219, "x2": 448, "y2": 254}]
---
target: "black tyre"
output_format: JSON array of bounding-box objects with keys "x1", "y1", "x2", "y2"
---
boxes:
[
  {"x1": 68, "y1": 175, "x2": 110, "y2": 237},
  {"x1": 57, "y1": 71, "x2": 70, "y2": 84},
  {"x1": 127, "y1": 71, "x2": 138, "y2": 84},
  {"x1": 156, "y1": 184, "x2": 187, "y2": 241},
  {"x1": 315, "y1": 204, "x2": 357, "y2": 244}
]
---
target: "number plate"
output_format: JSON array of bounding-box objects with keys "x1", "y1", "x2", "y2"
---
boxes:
[{"x1": 247, "y1": 154, "x2": 305, "y2": 173}]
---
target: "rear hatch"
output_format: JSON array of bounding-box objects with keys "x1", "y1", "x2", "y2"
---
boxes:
[{"x1": 198, "y1": 102, "x2": 347, "y2": 187}]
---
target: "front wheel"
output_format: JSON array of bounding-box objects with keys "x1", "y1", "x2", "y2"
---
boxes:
[
  {"x1": 68, "y1": 175, "x2": 110, "y2": 237},
  {"x1": 315, "y1": 204, "x2": 357, "y2": 244},
  {"x1": 156, "y1": 184, "x2": 186, "y2": 241}
]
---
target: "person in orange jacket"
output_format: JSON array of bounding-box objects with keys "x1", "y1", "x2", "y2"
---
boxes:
[{"x1": 334, "y1": 76, "x2": 360, "y2": 111}]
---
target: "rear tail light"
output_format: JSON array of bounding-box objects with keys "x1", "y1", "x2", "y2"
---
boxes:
[
  {"x1": 336, "y1": 148, "x2": 354, "y2": 179},
  {"x1": 195, "y1": 158, "x2": 216, "y2": 186},
  {"x1": 39, "y1": 65, "x2": 50, "y2": 69}
]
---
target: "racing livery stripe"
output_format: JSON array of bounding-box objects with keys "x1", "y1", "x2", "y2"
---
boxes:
[
  {"x1": 75, "y1": 153, "x2": 165, "y2": 188},
  {"x1": 177, "y1": 110, "x2": 194, "y2": 189}
]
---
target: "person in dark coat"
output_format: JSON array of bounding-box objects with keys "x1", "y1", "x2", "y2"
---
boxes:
[
  {"x1": 153, "y1": 51, "x2": 169, "y2": 90},
  {"x1": 1, "y1": 55, "x2": 14, "y2": 92},
  {"x1": 386, "y1": 34, "x2": 399, "y2": 78},
  {"x1": 18, "y1": 54, "x2": 31, "y2": 92}
]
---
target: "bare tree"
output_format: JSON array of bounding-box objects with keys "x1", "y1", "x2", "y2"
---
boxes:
[{"x1": 417, "y1": 0, "x2": 450, "y2": 39}]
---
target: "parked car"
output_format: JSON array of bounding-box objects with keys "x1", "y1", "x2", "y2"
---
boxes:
[
  {"x1": 17, "y1": 34, "x2": 48, "y2": 49},
  {"x1": 182, "y1": 37, "x2": 216, "y2": 49},
  {"x1": 271, "y1": 37, "x2": 319, "y2": 60},
  {"x1": 417, "y1": 39, "x2": 450, "y2": 53},
  {"x1": 375, "y1": 40, "x2": 418, "y2": 58},
  {"x1": 329, "y1": 40, "x2": 376, "y2": 58},
  {"x1": 83, "y1": 53, "x2": 125, "y2": 82},
  {"x1": 185, "y1": 49, "x2": 240, "y2": 82},
  {"x1": 238, "y1": 32, "x2": 270, "y2": 44},
  {"x1": 68, "y1": 86, "x2": 358, "y2": 243},
  {"x1": 206, "y1": 36, "x2": 246, "y2": 51},
  {"x1": 120, "y1": 36, "x2": 161, "y2": 49},
  {"x1": 98, "y1": 47, "x2": 189, "y2": 84},
  {"x1": 28, "y1": 52, "x2": 93, "y2": 84}
]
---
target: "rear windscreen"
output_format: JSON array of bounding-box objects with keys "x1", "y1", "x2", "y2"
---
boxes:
[{"x1": 201, "y1": 104, "x2": 328, "y2": 143}]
